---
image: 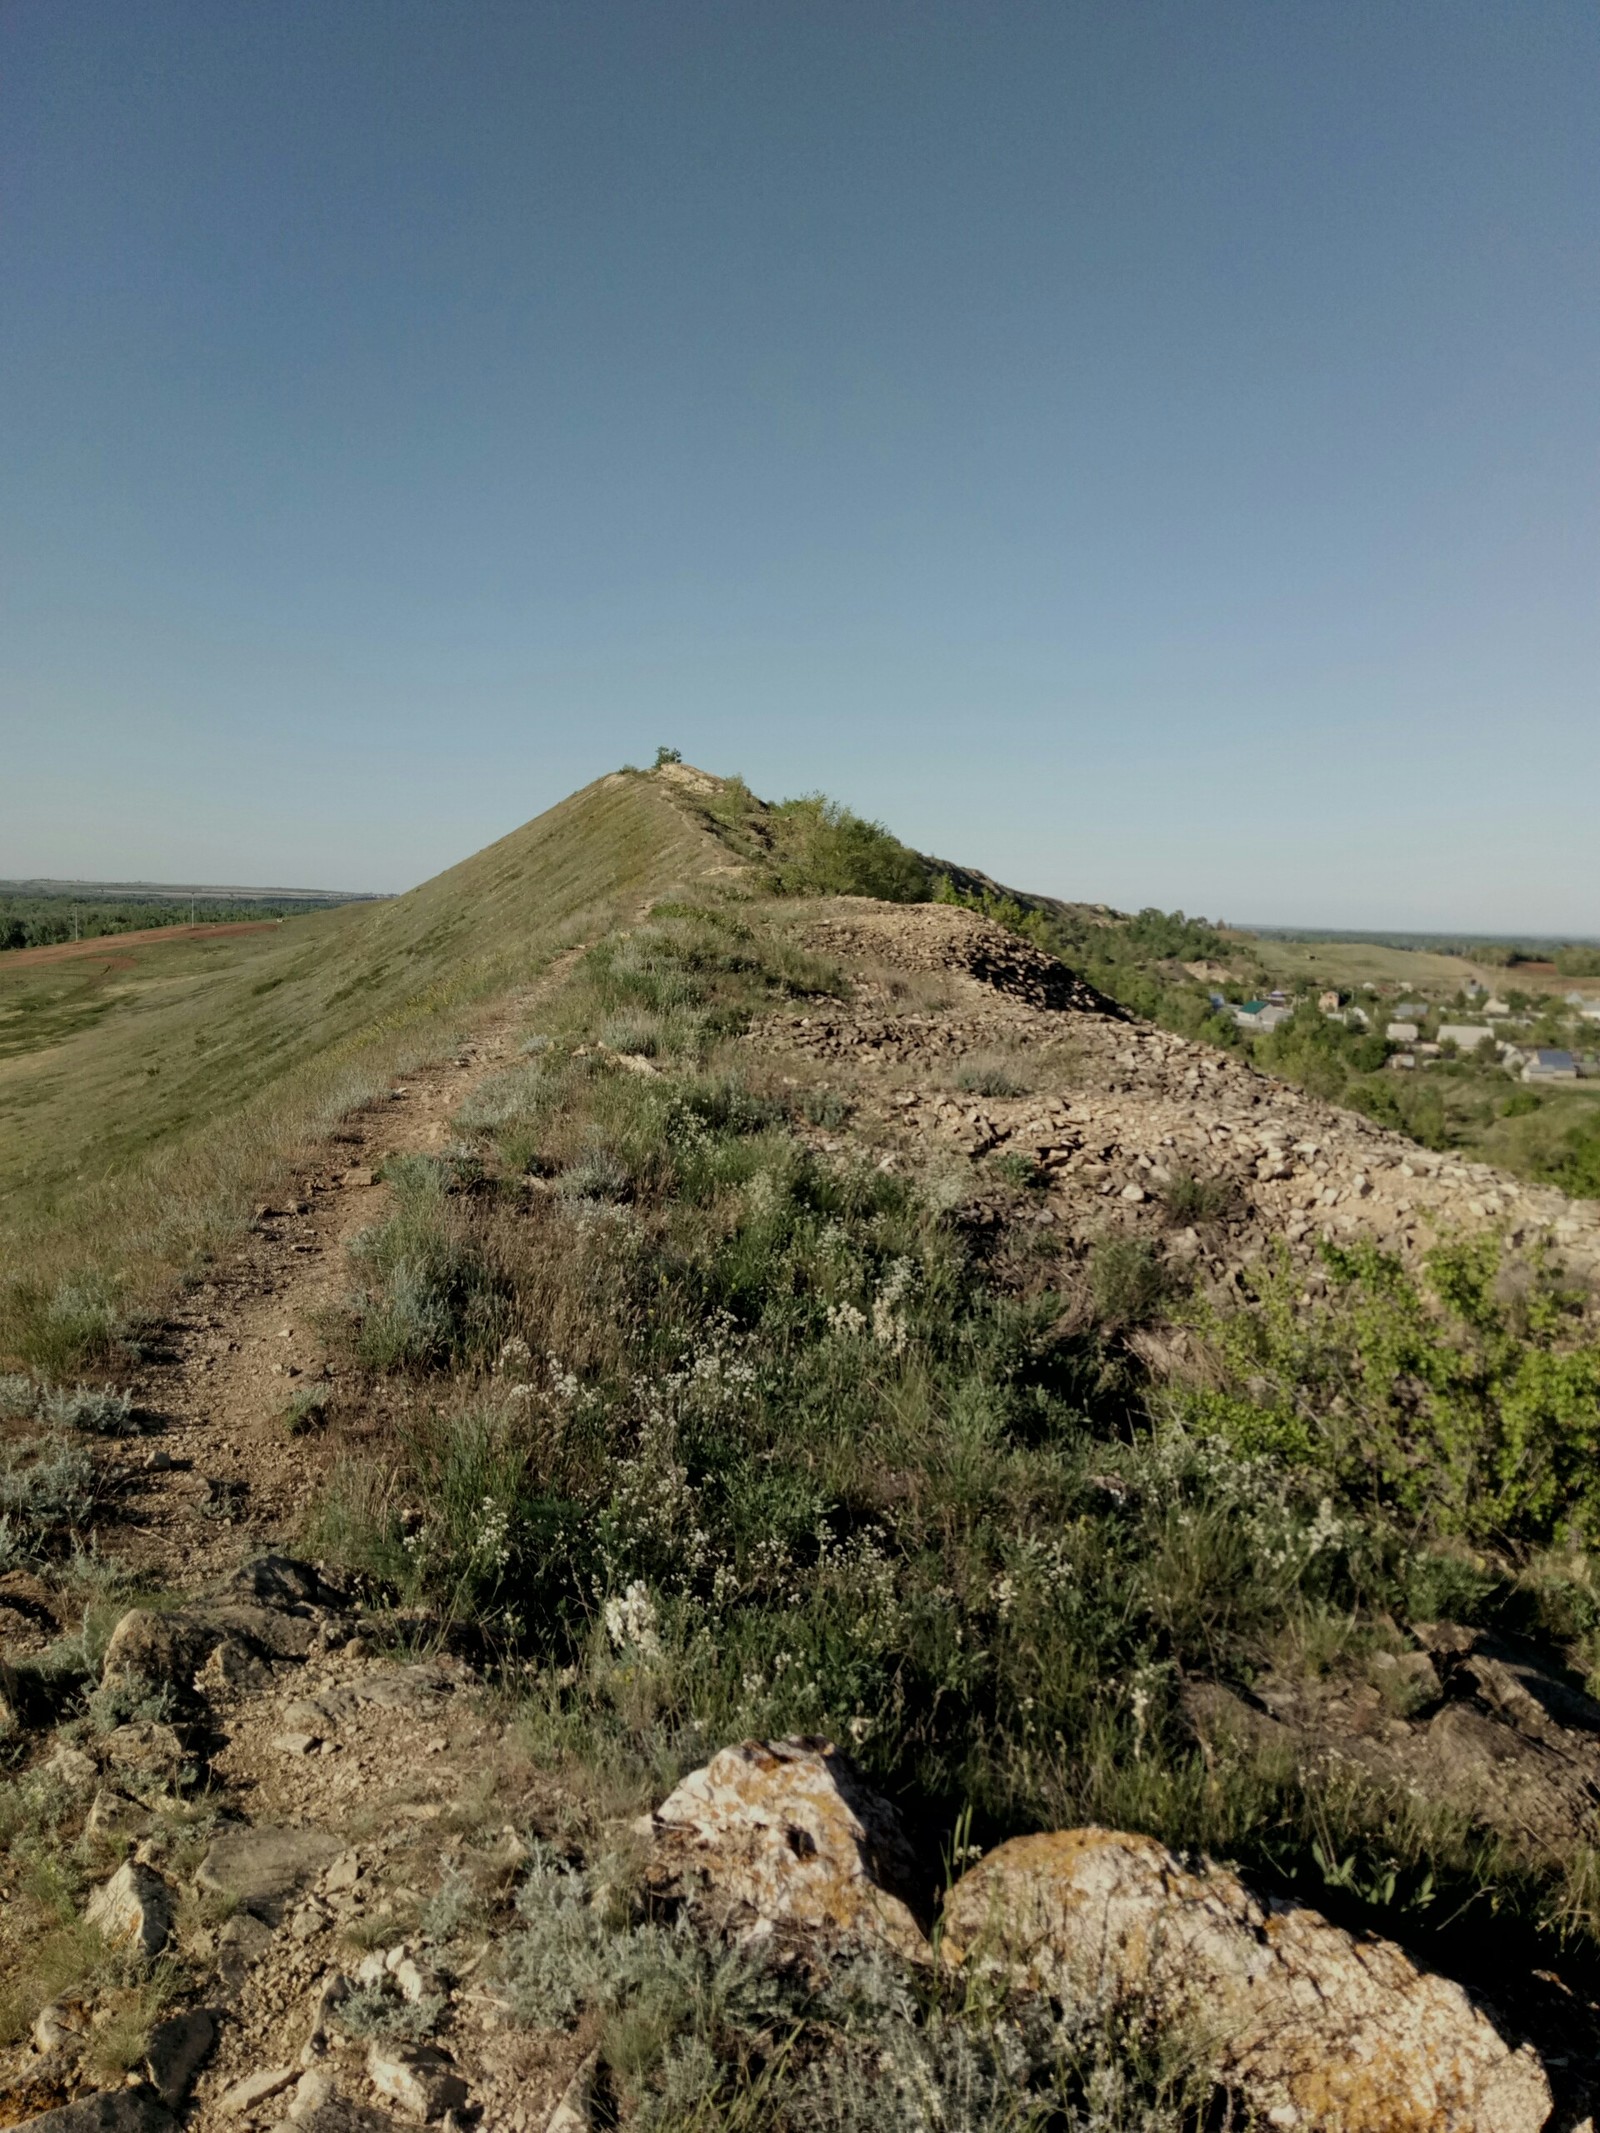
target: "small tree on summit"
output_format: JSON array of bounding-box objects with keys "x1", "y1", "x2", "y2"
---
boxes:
[{"x1": 653, "y1": 746, "x2": 683, "y2": 769}]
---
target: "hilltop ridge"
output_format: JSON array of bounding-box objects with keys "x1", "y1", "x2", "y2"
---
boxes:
[{"x1": 3, "y1": 763, "x2": 1600, "y2": 2130}]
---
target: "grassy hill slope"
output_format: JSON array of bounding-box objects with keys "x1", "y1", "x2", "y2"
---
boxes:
[{"x1": 0, "y1": 770, "x2": 728, "y2": 1363}]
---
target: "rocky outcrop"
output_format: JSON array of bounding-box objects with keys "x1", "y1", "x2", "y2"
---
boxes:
[
  {"x1": 196, "y1": 1823, "x2": 342, "y2": 1922},
  {"x1": 10, "y1": 2095, "x2": 175, "y2": 2133},
  {"x1": 636, "y1": 1736, "x2": 930, "y2": 1958},
  {"x1": 99, "y1": 1558, "x2": 355, "y2": 1702},
  {"x1": 1186, "y1": 1621, "x2": 1600, "y2": 1859},
  {"x1": 942, "y1": 1826, "x2": 1552, "y2": 2133}
]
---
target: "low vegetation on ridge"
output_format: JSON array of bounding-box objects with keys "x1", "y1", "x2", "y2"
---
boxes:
[{"x1": 296, "y1": 897, "x2": 1600, "y2": 2037}]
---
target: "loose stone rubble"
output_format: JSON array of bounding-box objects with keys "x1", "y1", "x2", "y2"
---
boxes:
[
  {"x1": 756, "y1": 902, "x2": 1600, "y2": 1296},
  {"x1": 1186, "y1": 1620, "x2": 1600, "y2": 1859}
]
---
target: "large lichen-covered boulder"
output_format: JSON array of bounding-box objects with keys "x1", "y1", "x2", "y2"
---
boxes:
[
  {"x1": 636, "y1": 1737, "x2": 929, "y2": 1958},
  {"x1": 942, "y1": 1828, "x2": 1551, "y2": 2133}
]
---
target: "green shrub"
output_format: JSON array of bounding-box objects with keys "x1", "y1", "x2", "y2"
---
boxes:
[
  {"x1": 601, "y1": 1018, "x2": 660, "y2": 1058},
  {"x1": 764, "y1": 796, "x2": 929, "y2": 903},
  {"x1": 38, "y1": 1385, "x2": 137, "y2": 1435},
  {"x1": 0, "y1": 1375, "x2": 39, "y2": 1420},
  {"x1": 1179, "y1": 1238, "x2": 1600, "y2": 1544},
  {"x1": 932, "y1": 876, "x2": 1047, "y2": 944},
  {"x1": 12, "y1": 1277, "x2": 137, "y2": 1378},
  {"x1": 800, "y1": 1088, "x2": 853, "y2": 1129},
  {"x1": 955, "y1": 1064, "x2": 1027, "y2": 1099},
  {"x1": 0, "y1": 1435, "x2": 100, "y2": 1563},
  {"x1": 343, "y1": 1159, "x2": 513, "y2": 1373},
  {"x1": 1090, "y1": 1239, "x2": 1170, "y2": 1330},
  {"x1": 1160, "y1": 1171, "x2": 1235, "y2": 1225},
  {"x1": 556, "y1": 1147, "x2": 633, "y2": 1202},
  {"x1": 279, "y1": 1383, "x2": 330, "y2": 1437},
  {"x1": 1539, "y1": 1110, "x2": 1600, "y2": 1201}
]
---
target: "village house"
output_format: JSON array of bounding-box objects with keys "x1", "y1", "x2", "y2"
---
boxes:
[
  {"x1": 1437, "y1": 1023, "x2": 1495, "y2": 1051},
  {"x1": 1386, "y1": 1020, "x2": 1420, "y2": 1044},
  {"x1": 1233, "y1": 1000, "x2": 1292, "y2": 1031},
  {"x1": 1523, "y1": 1048, "x2": 1579, "y2": 1083}
]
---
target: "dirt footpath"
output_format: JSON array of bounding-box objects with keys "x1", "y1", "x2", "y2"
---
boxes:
[
  {"x1": 106, "y1": 963, "x2": 577, "y2": 1585},
  {"x1": 1, "y1": 921, "x2": 286, "y2": 969}
]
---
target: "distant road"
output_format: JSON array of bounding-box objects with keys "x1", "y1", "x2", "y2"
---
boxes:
[{"x1": 1, "y1": 918, "x2": 284, "y2": 967}]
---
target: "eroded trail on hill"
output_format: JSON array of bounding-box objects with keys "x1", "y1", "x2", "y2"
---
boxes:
[{"x1": 109, "y1": 957, "x2": 584, "y2": 1586}]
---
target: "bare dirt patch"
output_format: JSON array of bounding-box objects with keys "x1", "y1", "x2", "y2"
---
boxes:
[{"x1": 2, "y1": 923, "x2": 285, "y2": 971}]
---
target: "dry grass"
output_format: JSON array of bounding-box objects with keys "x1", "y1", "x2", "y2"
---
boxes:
[{"x1": 0, "y1": 773, "x2": 729, "y2": 1371}]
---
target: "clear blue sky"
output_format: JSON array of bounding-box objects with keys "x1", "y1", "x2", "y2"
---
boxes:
[{"x1": 3, "y1": 2, "x2": 1596, "y2": 931}]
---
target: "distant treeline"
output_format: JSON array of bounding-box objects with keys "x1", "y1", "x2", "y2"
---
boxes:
[{"x1": 0, "y1": 897, "x2": 317, "y2": 952}]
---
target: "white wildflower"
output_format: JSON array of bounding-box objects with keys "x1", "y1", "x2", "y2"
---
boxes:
[{"x1": 603, "y1": 1580, "x2": 661, "y2": 1659}]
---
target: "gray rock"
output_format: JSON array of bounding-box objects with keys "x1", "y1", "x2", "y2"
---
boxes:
[
  {"x1": 215, "y1": 1907, "x2": 276, "y2": 1992},
  {"x1": 218, "y1": 1910, "x2": 276, "y2": 1960},
  {"x1": 42, "y1": 1743, "x2": 100, "y2": 1790},
  {"x1": 100, "y1": 1610, "x2": 217, "y2": 1692},
  {"x1": 199, "y1": 1603, "x2": 321, "y2": 1660},
  {"x1": 282, "y1": 1697, "x2": 338, "y2": 1734},
  {"x1": 31, "y1": 2003, "x2": 89, "y2": 2055},
  {"x1": 195, "y1": 1637, "x2": 270, "y2": 1695},
  {"x1": 217, "y1": 2065, "x2": 299, "y2": 2116},
  {"x1": 211, "y1": 1556, "x2": 329, "y2": 1609},
  {"x1": 304, "y1": 1971, "x2": 351, "y2": 2051},
  {"x1": 101, "y1": 1721, "x2": 187, "y2": 1778},
  {"x1": 85, "y1": 1860, "x2": 173, "y2": 1959},
  {"x1": 544, "y1": 2050, "x2": 598, "y2": 2133},
  {"x1": 322, "y1": 1849, "x2": 362, "y2": 1893},
  {"x1": 197, "y1": 1825, "x2": 342, "y2": 1916},
  {"x1": 287, "y1": 2070, "x2": 338, "y2": 2122},
  {"x1": 10, "y1": 2093, "x2": 174, "y2": 2133},
  {"x1": 277, "y1": 2104, "x2": 402, "y2": 2133},
  {"x1": 85, "y1": 1787, "x2": 153, "y2": 1845},
  {"x1": 144, "y1": 2008, "x2": 215, "y2": 2109},
  {"x1": 364, "y1": 2042, "x2": 467, "y2": 2122},
  {"x1": 350, "y1": 1671, "x2": 455, "y2": 1712}
]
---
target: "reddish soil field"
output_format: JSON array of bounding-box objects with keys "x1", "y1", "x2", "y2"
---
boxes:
[{"x1": 0, "y1": 918, "x2": 282, "y2": 968}]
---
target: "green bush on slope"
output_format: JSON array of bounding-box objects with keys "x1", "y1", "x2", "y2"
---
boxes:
[{"x1": 1178, "y1": 1237, "x2": 1600, "y2": 1543}]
